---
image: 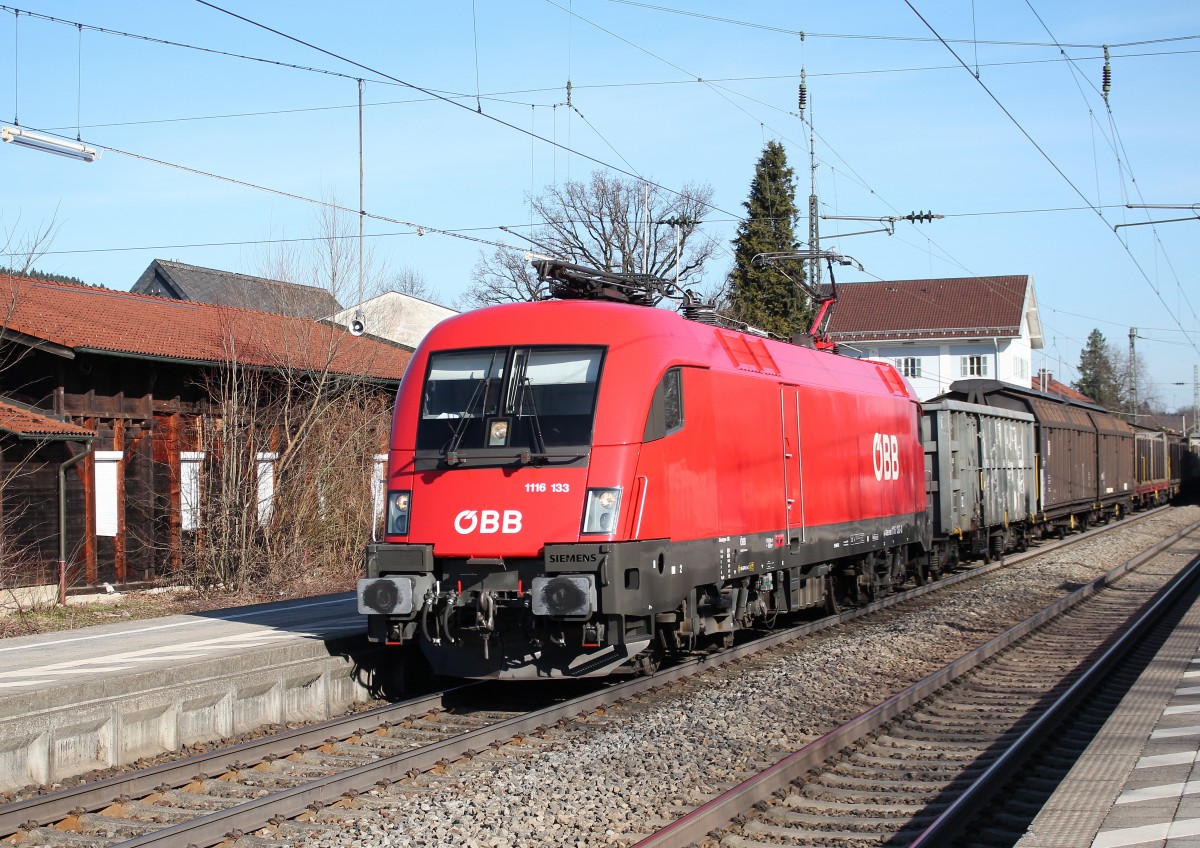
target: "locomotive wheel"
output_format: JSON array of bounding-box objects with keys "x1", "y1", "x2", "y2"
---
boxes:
[
  {"x1": 927, "y1": 548, "x2": 944, "y2": 582},
  {"x1": 636, "y1": 644, "x2": 664, "y2": 676},
  {"x1": 699, "y1": 630, "x2": 734, "y2": 652},
  {"x1": 864, "y1": 567, "x2": 881, "y2": 602},
  {"x1": 911, "y1": 555, "x2": 928, "y2": 587},
  {"x1": 824, "y1": 578, "x2": 842, "y2": 615}
]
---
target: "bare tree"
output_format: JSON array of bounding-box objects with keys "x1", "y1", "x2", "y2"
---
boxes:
[
  {"x1": 1110, "y1": 343, "x2": 1159, "y2": 417},
  {"x1": 460, "y1": 172, "x2": 717, "y2": 309},
  {"x1": 389, "y1": 266, "x2": 441, "y2": 303},
  {"x1": 180, "y1": 313, "x2": 397, "y2": 593},
  {"x1": 2, "y1": 210, "x2": 63, "y2": 276},
  {"x1": 0, "y1": 214, "x2": 82, "y2": 614},
  {"x1": 455, "y1": 247, "x2": 548, "y2": 310},
  {"x1": 255, "y1": 190, "x2": 391, "y2": 312},
  {"x1": 0, "y1": 446, "x2": 70, "y2": 618}
]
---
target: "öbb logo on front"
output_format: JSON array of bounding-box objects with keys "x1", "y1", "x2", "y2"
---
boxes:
[
  {"x1": 872, "y1": 433, "x2": 900, "y2": 481},
  {"x1": 454, "y1": 510, "x2": 523, "y2": 534}
]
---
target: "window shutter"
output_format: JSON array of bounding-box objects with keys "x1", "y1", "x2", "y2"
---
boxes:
[
  {"x1": 94, "y1": 451, "x2": 123, "y2": 537},
  {"x1": 180, "y1": 451, "x2": 205, "y2": 531},
  {"x1": 256, "y1": 452, "x2": 279, "y2": 525}
]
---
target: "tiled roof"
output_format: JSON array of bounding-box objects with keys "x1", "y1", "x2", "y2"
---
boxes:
[
  {"x1": 1135, "y1": 413, "x2": 1188, "y2": 434},
  {"x1": 0, "y1": 274, "x2": 410, "y2": 381},
  {"x1": 0, "y1": 399, "x2": 96, "y2": 439},
  {"x1": 132, "y1": 260, "x2": 342, "y2": 318},
  {"x1": 1031, "y1": 373, "x2": 1094, "y2": 404},
  {"x1": 824, "y1": 276, "x2": 1031, "y2": 342}
]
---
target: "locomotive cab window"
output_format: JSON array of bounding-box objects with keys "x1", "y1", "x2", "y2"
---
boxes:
[
  {"x1": 643, "y1": 367, "x2": 684, "y2": 442},
  {"x1": 418, "y1": 346, "x2": 604, "y2": 455}
]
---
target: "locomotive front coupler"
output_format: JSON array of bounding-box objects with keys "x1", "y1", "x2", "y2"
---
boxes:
[{"x1": 421, "y1": 586, "x2": 530, "y2": 647}]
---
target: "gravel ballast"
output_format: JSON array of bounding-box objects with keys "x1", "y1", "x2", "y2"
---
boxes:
[{"x1": 274, "y1": 507, "x2": 1200, "y2": 848}]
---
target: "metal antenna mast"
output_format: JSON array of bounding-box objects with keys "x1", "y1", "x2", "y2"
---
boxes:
[
  {"x1": 1129, "y1": 327, "x2": 1138, "y2": 424},
  {"x1": 1193, "y1": 364, "x2": 1199, "y2": 437},
  {"x1": 800, "y1": 66, "x2": 820, "y2": 293}
]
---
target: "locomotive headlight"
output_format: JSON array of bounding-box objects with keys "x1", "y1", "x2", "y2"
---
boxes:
[
  {"x1": 582, "y1": 487, "x2": 622, "y2": 535},
  {"x1": 388, "y1": 490, "x2": 412, "y2": 536}
]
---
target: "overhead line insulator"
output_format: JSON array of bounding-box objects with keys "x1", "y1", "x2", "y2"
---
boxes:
[{"x1": 1102, "y1": 45, "x2": 1112, "y2": 106}]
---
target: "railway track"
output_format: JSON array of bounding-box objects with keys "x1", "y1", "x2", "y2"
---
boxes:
[
  {"x1": 0, "y1": 508, "x2": 1188, "y2": 847},
  {"x1": 634, "y1": 517, "x2": 1200, "y2": 848}
]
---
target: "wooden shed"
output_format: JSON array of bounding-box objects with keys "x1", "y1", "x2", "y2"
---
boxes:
[{"x1": 0, "y1": 273, "x2": 410, "y2": 592}]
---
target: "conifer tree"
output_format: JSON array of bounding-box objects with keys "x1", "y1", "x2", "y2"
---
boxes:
[
  {"x1": 727, "y1": 141, "x2": 807, "y2": 337},
  {"x1": 1073, "y1": 329, "x2": 1121, "y2": 407}
]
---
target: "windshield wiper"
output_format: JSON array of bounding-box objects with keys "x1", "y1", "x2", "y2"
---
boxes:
[
  {"x1": 517, "y1": 377, "x2": 548, "y2": 463},
  {"x1": 444, "y1": 377, "x2": 488, "y2": 465}
]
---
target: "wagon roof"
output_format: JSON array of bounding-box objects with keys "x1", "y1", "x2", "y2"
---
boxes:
[
  {"x1": 941, "y1": 378, "x2": 1133, "y2": 433},
  {"x1": 0, "y1": 273, "x2": 410, "y2": 381}
]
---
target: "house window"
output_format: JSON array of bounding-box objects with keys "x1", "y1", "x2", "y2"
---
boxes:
[
  {"x1": 256, "y1": 452, "x2": 279, "y2": 525},
  {"x1": 94, "y1": 451, "x2": 123, "y2": 537},
  {"x1": 180, "y1": 451, "x2": 205, "y2": 531},
  {"x1": 961, "y1": 355, "x2": 988, "y2": 378},
  {"x1": 1014, "y1": 357, "x2": 1029, "y2": 379},
  {"x1": 895, "y1": 357, "x2": 921, "y2": 378}
]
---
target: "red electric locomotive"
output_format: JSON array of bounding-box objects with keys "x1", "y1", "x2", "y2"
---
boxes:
[{"x1": 359, "y1": 261, "x2": 930, "y2": 678}]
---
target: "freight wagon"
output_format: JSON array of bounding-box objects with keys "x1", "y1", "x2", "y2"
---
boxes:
[
  {"x1": 922, "y1": 399, "x2": 1037, "y2": 569},
  {"x1": 937, "y1": 380, "x2": 1135, "y2": 533},
  {"x1": 1133, "y1": 425, "x2": 1182, "y2": 508}
]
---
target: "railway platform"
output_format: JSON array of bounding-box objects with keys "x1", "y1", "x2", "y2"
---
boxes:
[
  {"x1": 1017, "y1": 580, "x2": 1200, "y2": 848},
  {"x1": 0, "y1": 592, "x2": 391, "y2": 792}
]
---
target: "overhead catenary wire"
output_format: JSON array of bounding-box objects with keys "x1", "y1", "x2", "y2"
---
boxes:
[
  {"x1": 472, "y1": 0, "x2": 483, "y2": 113},
  {"x1": 5, "y1": 2, "x2": 729, "y2": 268},
  {"x1": 7, "y1": 2, "x2": 1194, "y2": 385},
  {"x1": 591, "y1": 0, "x2": 1200, "y2": 347},
  {"x1": 602, "y1": 0, "x2": 1200, "y2": 51},
  {"x1": 902, "y1": 0, "x2": 1200, "y2": 360},
  {"x1": 186, "y1": 0, "x2": 1139, "y2": 358},
  {"x1": 0, "y1": 4, "x2": 390, "y2": 85},
  {"x1": 10, "y1": 7, "x2": 16, "y2": 125},
  {"x1": 191, "y1": 0, "x2": 744, "y2": 222},
  {"x1": 1020, "y1": 0, "x2": 1199, "y2": 335},
  {"x1": 9, "y1": 3, "x2": 1191, "y2": 136},
  {"x1": 100, "y1": 140, "x2": 515, "y2": 252},
  {"x1": 557, "y1": 8, "x2": 1039, "y2": 323},
  {"x1": 74, "y1": 22, "x2": 81, "y2": 140}
]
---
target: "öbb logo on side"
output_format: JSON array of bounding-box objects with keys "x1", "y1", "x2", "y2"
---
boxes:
[
  {"x1": 872, "y1": 433, "x2": 900, "y2": 481},
  {"x1": 454, "y1": 510, "x2": 524, "y2": 534}
]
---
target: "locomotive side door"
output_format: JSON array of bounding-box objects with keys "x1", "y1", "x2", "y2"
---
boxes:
[{"x1": 780, "y1": 386, "x2": 805, "y2": 548}]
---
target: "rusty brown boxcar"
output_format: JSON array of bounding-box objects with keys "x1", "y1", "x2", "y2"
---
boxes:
[
  {"x1": 936, "y1": 380, "x2": 1135, "y2": 535},
  {"x1": 1133, "y1": 426, "x2": 1182, "y2": 507}
]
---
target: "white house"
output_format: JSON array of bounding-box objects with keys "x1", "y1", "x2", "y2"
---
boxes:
[
  {"x1": 330, "y1": 291, "x2": 457, "y2": 351},
  {"x1": 823, "y1": 275, "x2": 1043, "y2": 402}
]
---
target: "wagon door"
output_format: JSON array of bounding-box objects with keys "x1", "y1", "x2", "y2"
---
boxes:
[{"x1": 780, "y1": 386, "x2": 805, "y2": 547}]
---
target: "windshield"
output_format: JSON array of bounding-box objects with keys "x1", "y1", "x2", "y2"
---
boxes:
[{"x1": 417, "y1": 346, "x2": 604, "y2": 453}]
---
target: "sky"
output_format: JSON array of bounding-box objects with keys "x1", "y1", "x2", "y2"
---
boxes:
[{"x1": 2, "y1": 1, "x2": 1198, "y2": 413}]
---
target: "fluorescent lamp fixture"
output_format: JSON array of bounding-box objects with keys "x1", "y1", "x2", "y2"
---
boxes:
[{"x1": 2, "y1": 126, "x2": 99, "y2": 163}]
